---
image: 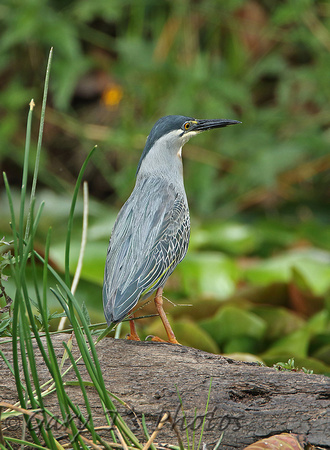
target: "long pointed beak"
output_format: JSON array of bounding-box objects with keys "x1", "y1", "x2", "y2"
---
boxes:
[{"x1": 193, "y1": 118, "x2": 241, "y2": 132}]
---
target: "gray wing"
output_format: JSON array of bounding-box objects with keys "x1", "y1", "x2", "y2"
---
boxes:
[{"x1": 103, "y1": 177, "x2": 190, "y2": 324}]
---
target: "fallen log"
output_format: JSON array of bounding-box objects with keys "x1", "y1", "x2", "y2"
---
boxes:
[{"x1": 0, "y1": 334, "x2": 329, "y2": 449}]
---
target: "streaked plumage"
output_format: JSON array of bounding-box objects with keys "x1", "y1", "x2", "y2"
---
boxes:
[
  {"x1": 103, "y1": 115, "x2": 240, "y2": 341},
  {"x1": 103, "y1": 176, "x2": 189, "y2": 323}
]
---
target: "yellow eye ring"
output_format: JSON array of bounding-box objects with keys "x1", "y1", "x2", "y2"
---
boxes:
[{"x1": 184, "y1": 122, "x2": 190, "y2": 131}]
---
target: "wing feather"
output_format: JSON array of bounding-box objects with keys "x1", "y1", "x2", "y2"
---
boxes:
[{"x1": 103, "y1": 177, "x2": 190, "y2": 324}]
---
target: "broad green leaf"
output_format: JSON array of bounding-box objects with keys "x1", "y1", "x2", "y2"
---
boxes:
[
  {"x1": 262, "y1": 328, "x2": 311, "y2": 359},
  {"x1": 223, "y1": 336, "x2": 261, "y2": 354},
  {"x1": 230, "y1": 283, "x2": 288, "y2": 306},
  {"x1": 292, "y1": 259, "x2": 330, "y2": 296},
  {"x1": 172, "y1": 319, "x2": 220, "y2": 353},
  {"x1": 245, "y1": 248, "x2": 330, "y2": 286},
  {"x1": 306, "y1": 310, "x2": 330, "y2": 334},
  {"x1": 170, "y1": 297, "x2": 229, "y2": 322},
  {"x1": 251, "y1": 306, "x2": 305, "y2": 341},
  {"x1": 312, "y1": 344, "x2": 330, "y2": 365},
  {"x1": 177, "y1": 251, "x2": 238, "y2": 300},
  {"x1": 200, "y1": 305, "x2": 267, "y2": 345},
  {"x1": 191, "y1": 222, "x2": 257, "y2": 255}
]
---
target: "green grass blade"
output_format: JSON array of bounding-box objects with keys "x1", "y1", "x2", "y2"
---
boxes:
[
  {"x1": 197, "y1": 378, "x2": 212, "y2": 450},
  {"x1": 18, "y1": 213, "x2": 55, "y2": 447},
  {"x1": 35, "y1": 249, "x2": 142, "y2": 447},
  {"x1": 141, "y1": 414, "x2": 157, "y2": 450},
  {"x1": 42, "y1": 228, "x2": 51, "y2": 321},
  {"x1": 96, "y1": 323, "x2": 116, "y2": 342},
  {"x1": 64, "y1": 145, "x2": 98, "y2": 287},
  {"x1": 16, "y1": 211, "x2": 53, "y2": 371},
  {"x1": 175, "y1": 386, "x2": 190, "y2": 450},
  {"x1": 51, "y1": 273, "x2": 138, "y2": 444},
  {"x1": 2, "y1": 54, "x2": 111, "y2": 450},
  {"x1": 19, "y1": 100, "x2": 34, "y2": 254},
  {"x1": 62, "y1": 342, "x2": 98, "y2": 443},
  {"x1": 50, "y1": 288, "x2": 72, "y2": 321},
  {"x1": 18, "y1": 233, "x2": 81, "y2": 448},
  {"x1": 2, "y1": 437, "x2": 52, "y2": 450},
  {"x1": 25, "y1": 48, "x2": 53, "y2": 239},
  {"x1": 2, "y1": 174, "x2": 18, "y2": 269},
  {"x1": 192, "y1": 407, "x2": 197, "y2": 450},
  {"x1": 19, "y1": 303, "x2": 56, "y2": 449},
  {"x1": 17, "y1": 301, "x2": 43, "y2": 446},
  {"x1": 31, "y1": 253, "x2": 42, "y2": 318},
  {"x1": 0, "y1": 349, "x2": 15, "y2": 378}
]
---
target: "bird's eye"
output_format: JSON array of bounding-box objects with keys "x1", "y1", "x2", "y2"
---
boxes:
[{"x1": 184, "y1": 122, "x2": 191, "y2": 131}]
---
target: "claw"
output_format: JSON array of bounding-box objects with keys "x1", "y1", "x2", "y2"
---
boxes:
[
  {"x1": 145, "y1": 334, "x2": 180, "y2": 345},
  {"x1": 126, "y1": 333, "x2": 140, "y2": 341}
]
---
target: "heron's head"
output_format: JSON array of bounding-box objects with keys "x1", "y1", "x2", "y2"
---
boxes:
[{"x1": 136, "y1": 115, "x2": 241, "y2": 176}]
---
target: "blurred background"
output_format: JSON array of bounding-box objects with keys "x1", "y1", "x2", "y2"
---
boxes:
[{"x1": 0, "y1": 0, "x2": 330, "y2": 373}]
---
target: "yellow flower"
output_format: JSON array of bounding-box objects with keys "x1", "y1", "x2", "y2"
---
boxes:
[{"x1": 102, "y1": 84, "x2": 123, "y2": 107}]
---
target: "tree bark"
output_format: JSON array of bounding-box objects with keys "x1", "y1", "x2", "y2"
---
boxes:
[{"x1": 0, "y1": 334, "x2": 329, "y2": 449}]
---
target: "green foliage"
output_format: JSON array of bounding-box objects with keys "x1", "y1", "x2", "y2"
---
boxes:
[
  {"x1": 1, "y1": 1, "x2": 330, "y2": 378},
  {"x1": 200, "y1": 306, "x2": 267, "y2": 347},
  {"x1": 178, "y1": 252, "x2": 238, "y2": 300},
  {"x1": 1, "y1": 0, "x2": 329, "y2": 217},
  {"x1": 244, "y1": 248, "x2": 330, "y2": 287},
  {"x1": 273, "y1": 358, "x2": 313, "y2": 375}
]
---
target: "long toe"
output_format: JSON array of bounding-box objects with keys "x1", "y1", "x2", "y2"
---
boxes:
[
  {"x1": 166, "y1": 336, "x2": 181, "y2": 345},
  {"x1": 146, "y1": 334, "x2": 181, "y2": 345},
  {"x1": 126, "y1": 332, "x2": 141, "y2": 341}
]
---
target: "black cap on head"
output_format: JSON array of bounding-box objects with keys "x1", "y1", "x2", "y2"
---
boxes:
[{"x1": 137, "y1": 115, "x2": 193, "y2": 174}]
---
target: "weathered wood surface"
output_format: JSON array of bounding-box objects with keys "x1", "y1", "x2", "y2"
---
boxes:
[{"x1": 1, "y1": 334, "x2": 329, "y2": 449}]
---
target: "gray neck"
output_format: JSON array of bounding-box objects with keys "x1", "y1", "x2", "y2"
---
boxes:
[{"x1": 136, "y1": 132, "x2": 185, "y2": 189}]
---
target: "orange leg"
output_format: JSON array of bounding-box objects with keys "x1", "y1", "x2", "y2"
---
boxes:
[
  {"x1": 126, "y1": 315, "x2": 141, "y2": 341},
  {"x1": 152, "y1": 287, "x2": 180, "y2": 344}
]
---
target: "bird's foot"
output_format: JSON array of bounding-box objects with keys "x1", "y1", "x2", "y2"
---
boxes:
[
  {"x1": 146, "y1": 335, "x2": 181, "y2": 345},
  {"x1": 126, "y1": 332, "x2": 141, "y2": 341},
  {"x1": 126, "y1": 316, "x2": 141, "y2": 340}
]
